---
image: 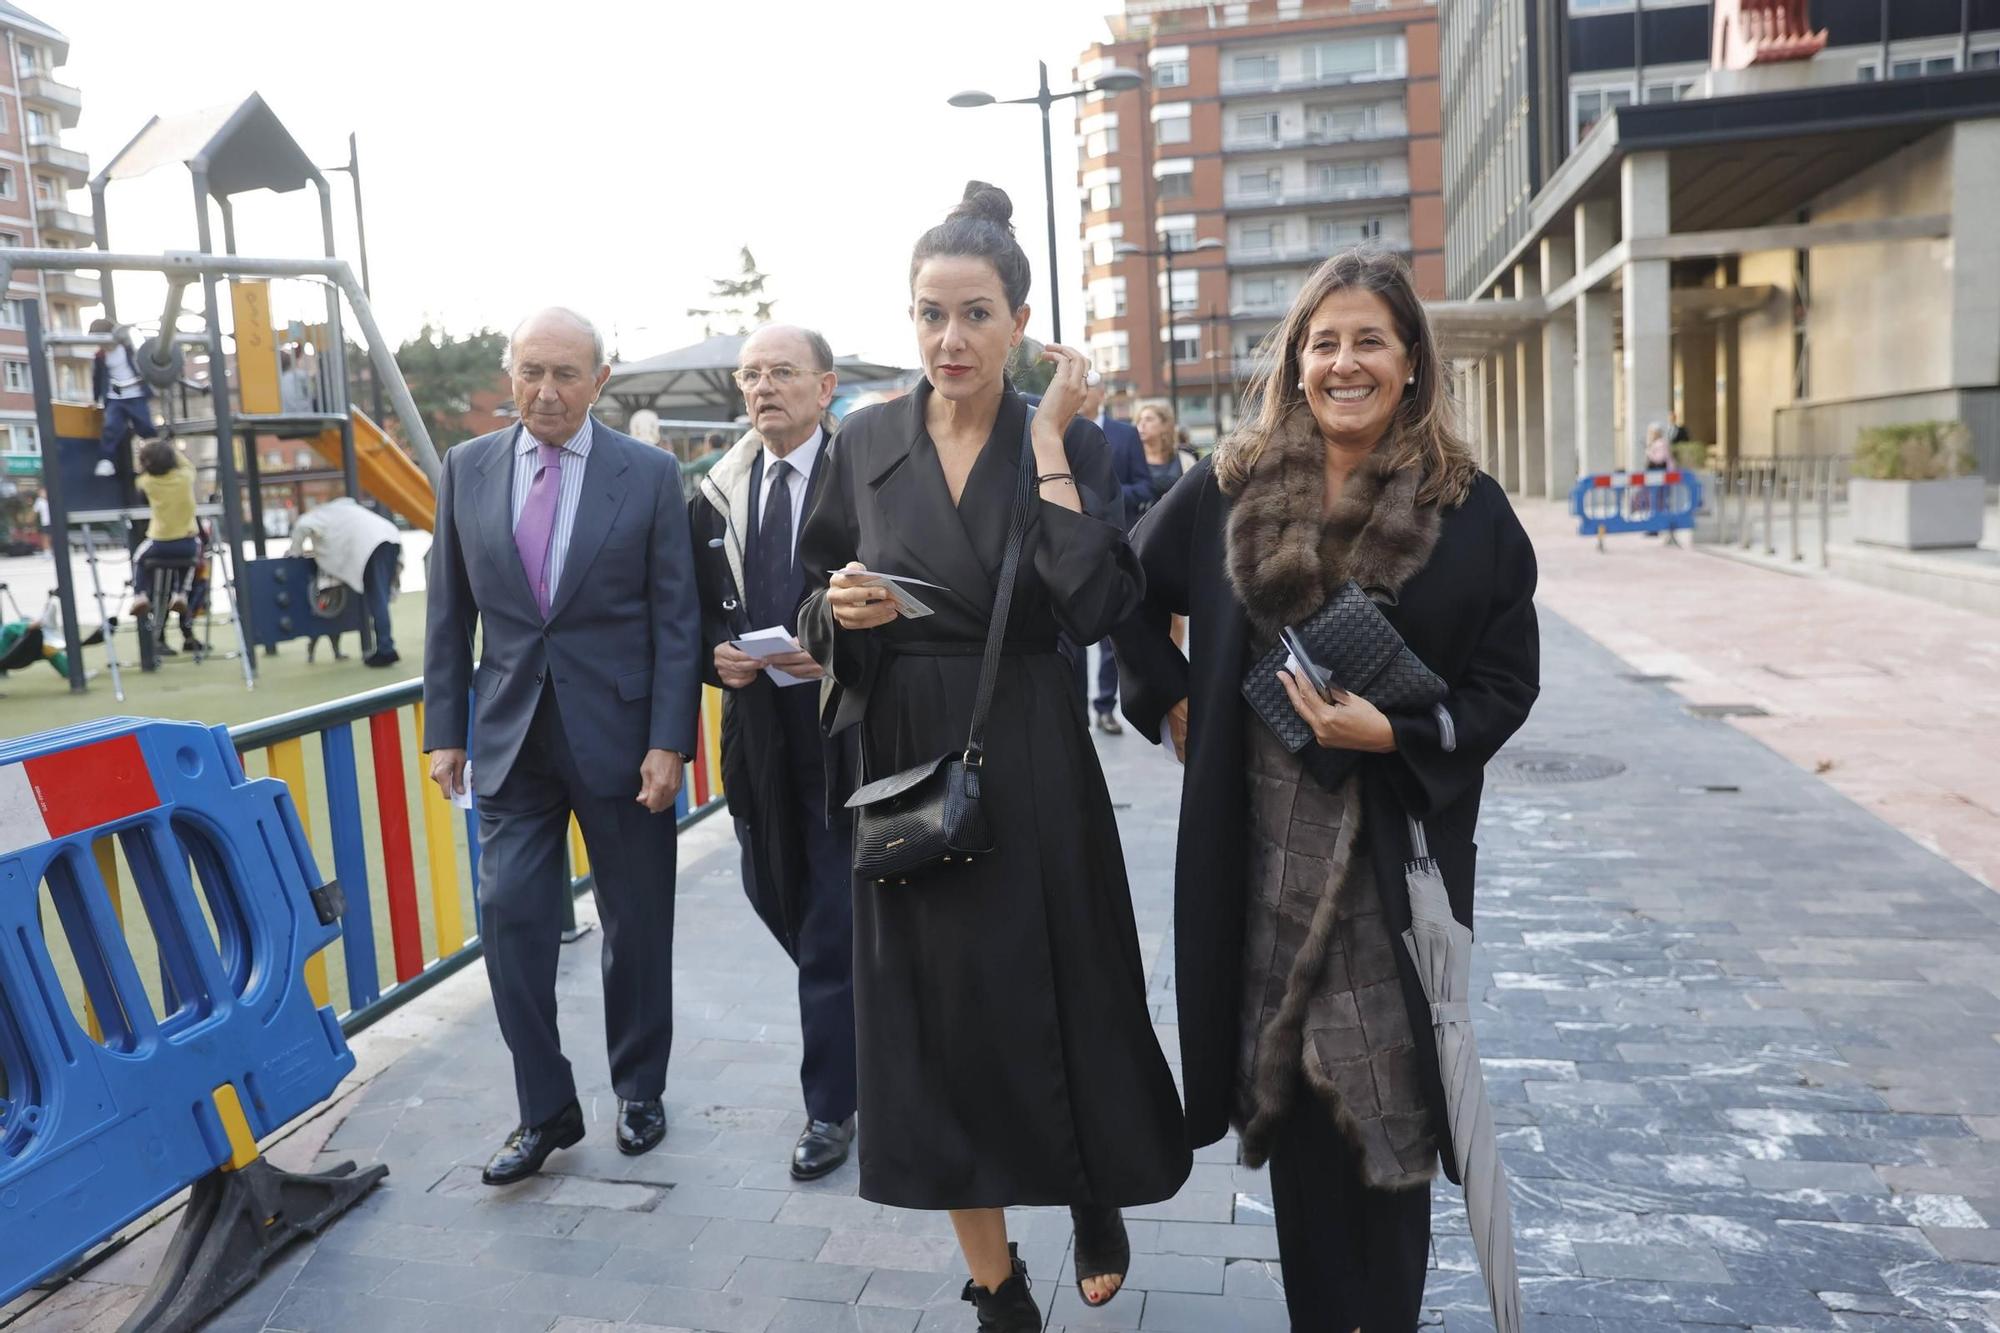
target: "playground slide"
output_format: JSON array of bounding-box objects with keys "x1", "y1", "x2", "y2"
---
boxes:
[{"x1": 309, "y1": 409, "x2": 436, "y2": 532}]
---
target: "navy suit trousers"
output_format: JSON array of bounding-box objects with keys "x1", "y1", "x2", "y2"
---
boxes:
[{"x1": 477, "y1": 683, "x2": 678, "y2": 1125}]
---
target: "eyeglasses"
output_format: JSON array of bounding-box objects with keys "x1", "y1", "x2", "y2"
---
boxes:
[{"x1": 732, "y1": 365, "x2": 809, "y2": 389}]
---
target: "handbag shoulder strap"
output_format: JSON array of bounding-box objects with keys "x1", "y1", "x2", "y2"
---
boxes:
[{"x1": 963, "y1": 410, "x2": 1040, "y2": 764}]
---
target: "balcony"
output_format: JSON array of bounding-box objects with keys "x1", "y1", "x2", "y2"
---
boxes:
[
  {"x1": 20, "y1": 74, "x2": 82, "y2": 129},
  {"x1": 1219, "y1": 66, "x2": 1406, "y2": 98},
  {"x1": 34, "y1": 201, "x2": 93, "y2": 244},
  {"x1": 1230, "y1": 239, "x2": 1410, "y2": 269},
  {"x1": 28, "y1": 138, "x2": 88, "y2": 187},
  {"x1": 1223, "y1": 180, "x2": 1407, "y2": 211},
  {"x1": 1222, "y1": 124, "x2": 1408, "y2": 156},
  {"x1": 42, "y1": 271, "x2": 100, "y2": 303}
]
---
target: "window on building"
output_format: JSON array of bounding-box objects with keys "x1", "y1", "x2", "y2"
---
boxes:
[
  {"x1": 0, "y1": 300, "x2": 23, "y2": 327},
  {"x1": 1313, "y1": 216, "x2": 1382, "y2": 249},
  {"x1": 0, "y1": 169, "x2": 15, "y2": 201},
  {"x1": 0, "y1": 101, "x2": 10, "y2": 134},
  {"x1": 1308, "y1": 35, "x2": 1403, "y2": 82},
  {"x1": 1082, "y1": 113, "x2": 1119, "y2": 159},
  {"x1": 1087, "y1": 167, "x2": 1123, "y2": 211},
  {"x1": 1167, "y1": 332, "x2": 1200, "y2": 363},
  {"x1": 1644, "y1": 78, "x2": 1696, "y2": 103},
  {"x1": 1156, "y1": 114, "x2": 1191, "y2": 145},
  {"x1": 1232, "y1": 109, "x2": 1280, "y2": 143},
  {"x1": 26, "y1": 109, "x2": 51, "y2": 140},
  {"x1": 1239, "y1": 223, "x2": 1277, "y2": 254},
  {"x1": 1154, "y1": 59, "x2": 1189, "y2": 88},
  {"x1": 1234, "y1": 166, "x2": 1281, "y2": 200},
  {"x1": 1307, "y1": 104, "x2": 1374, "y2": 140},
  {"x1": 1158, "y1": 270, "x2": 1199, "y2": 314},
  {"x1": 1157, "y1": 169, "x2": 1193, "y2": 199},
  {"x1": 1971, "y1": 49, "x2": 2000, "y2": 69},
  {"x1": 16, "y1": 44, "x2": 42, "y2": 78},
  {"x1": 1230, "y1": 53, "x2": 1279, "y2": 86},
  {"x1": 1090, "y1": 276, "x2": 1128, "y2": 320},
  {"x1": 1572, "y1": 85, "x2": 1633, "y2": 146},
  {"x1": 1085, "y1": 221, "x2": 1125, "y2": 266},
  {"x1": 1, "y1": 422, "x2": 40, "y2": 455},
  {"x1": 1311, "y1": 160, "x2": 1378, "y2": 196},
  {"x1": 1892, "y1": 55, "x2": 1958, "y2": 78},
  {"x1": 1091, "y1": 332, "x2": 1131, "y2": 373},
  {"x1": 0, "y1": 231, "x2": 20, "y2": 247},
  {"x1": 34, "y1": 175, "x2": 60, "y2": 204},
  {"x1": 1157, "y1": 215, "x2": 1196, "y2": 250},
  {"x1": 4, "y1": 361, "x2": 30, "y2": 392}
]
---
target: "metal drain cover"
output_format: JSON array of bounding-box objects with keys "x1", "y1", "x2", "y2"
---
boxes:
[
  {"x1": 1686, "y1": 703, "x2": 1771, "y2": 719},
  {"x1": 1491, "y1": 751, "x2": 1627, "y2": 784}
]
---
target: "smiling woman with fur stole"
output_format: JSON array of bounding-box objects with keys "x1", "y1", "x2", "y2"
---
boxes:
[{"x1": 1113, "y1": 249, "x2": 1540, "y2": 1332}]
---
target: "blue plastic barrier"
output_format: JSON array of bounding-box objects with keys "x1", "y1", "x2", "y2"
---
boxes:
[
  {"x1": 242, "y1": 555, "x2": 365, "y2": 655},
  {"x1": 0, "y1": 717, "x2": 360, "y2": 1304},
  {"x1": 1569, "y1": 468, "x2": 1704, "y2": 541}
]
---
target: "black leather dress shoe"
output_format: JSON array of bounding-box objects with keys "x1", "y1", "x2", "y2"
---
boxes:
[
  {"x1": 482, "y1": 1101, "x2": 585, "y2": 1185},
  {"x1": 791, "y1": 1115, "x2": 856, "y2": 1180},
  {"x1": 617, "y1": 1097, "x2": 667, "y2": 1156}
]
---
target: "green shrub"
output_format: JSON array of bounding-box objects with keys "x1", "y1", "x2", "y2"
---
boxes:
[
  {"x1": 1671, "y1": 440, "x2": 1710, "y2": 470},
  {"x1": 1852, "y1": 421, "x2": 1973, "y2": 480}
]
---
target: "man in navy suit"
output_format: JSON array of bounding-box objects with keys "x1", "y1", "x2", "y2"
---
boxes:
[
  {"x1": 424, "y1": 307, "x2": 701, "y2": 1184},
  {"x1": 1080, "y1": 378, "x2": 1147, "y2": 734},
  {"x1": 689, "y1": 325, "x2": 858, "y2": 1179}
]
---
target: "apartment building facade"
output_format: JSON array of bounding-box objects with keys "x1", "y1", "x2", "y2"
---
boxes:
[
  {"x1": 1075, "y1": 0, "x2": 1443, "y2": 444},
  {"x1": 0, "y1": 3, "x2": 95, "y2": 486}
]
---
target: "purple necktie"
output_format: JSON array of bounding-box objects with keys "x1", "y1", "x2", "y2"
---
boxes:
[{"x1": 514, "y1": 441, "x2": 562, "y2": 616}]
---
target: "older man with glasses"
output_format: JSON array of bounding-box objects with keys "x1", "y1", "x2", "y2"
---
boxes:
[{"x1": 688, "y1": 324, "x2": 860, "y2": 1179}]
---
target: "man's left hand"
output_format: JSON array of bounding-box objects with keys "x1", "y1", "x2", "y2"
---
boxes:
[
  {"x1": 637, "y1": 749, "x2": 685, "y2": 813},
  {"x1": 1277, "y1": 671, "x2": 1397, "y2": 753},
  {"x1": 759, "y1": 642, "x2": 824, "y2": 681}
]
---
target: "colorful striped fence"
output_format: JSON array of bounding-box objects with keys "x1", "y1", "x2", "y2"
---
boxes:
[{"x1": 174, "y1": 678, "x2": 729, "y2": 1035}]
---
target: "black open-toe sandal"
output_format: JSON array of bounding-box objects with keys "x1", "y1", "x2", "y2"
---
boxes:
[{"x1": 1070, "y1": 1204, "x2": 1130, "y2": 1307}]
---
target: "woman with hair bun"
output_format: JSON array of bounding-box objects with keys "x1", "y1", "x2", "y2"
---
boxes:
[{"x1": 798, "y1": 181, "x2": 1189, "y2": 1331}]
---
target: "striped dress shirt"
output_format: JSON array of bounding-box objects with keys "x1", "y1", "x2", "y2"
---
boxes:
[{"x1": 509, "y1": 418, "x2": 594, "y2": 604}]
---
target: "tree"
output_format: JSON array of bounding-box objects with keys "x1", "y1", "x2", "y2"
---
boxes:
[
  {"x1": 394, "y1": 324, "x2": 510, "y2": 449},
  {"x1": 687, "y1": 247, "x2": 775, "y2": 336}
]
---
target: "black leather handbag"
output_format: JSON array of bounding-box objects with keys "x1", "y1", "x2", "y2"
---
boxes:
[
  {"x1": 844, "y1": 413, "x2": 1036, "y2": 885},
  {"x1": 1243, "y1": 579, "x2": 1448, "y2": 754}
]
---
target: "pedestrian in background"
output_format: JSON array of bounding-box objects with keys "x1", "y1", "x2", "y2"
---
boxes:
[
  {"x1": 1080, "y1": 375, "x2": 1142, "y2": 734},
  {"x1": 91, "y1": 319, "x2": 158, "y2": 479},
  {"x1": 798, "y1": 182, "x2": 1189, "y2": 1331},
  {"x1": 289, "y1": 495, "x2": 404, "y2": 667},
  {"x1": 1115, "y1": 249, "x2": 1539, "y2": 1332}
]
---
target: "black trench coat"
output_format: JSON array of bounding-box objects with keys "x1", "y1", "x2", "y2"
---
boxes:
[
  {"x1": 1114, "y1": 456, "x2": 1539, "y2": 1183},
  {"x1": 797, "y1": 382, "x2": 1191, "y2": 1211}
]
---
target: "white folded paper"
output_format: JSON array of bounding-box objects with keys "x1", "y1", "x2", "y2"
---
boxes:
[{"x1": 731, "y1": 626, "x2": 813, "y2": 687}]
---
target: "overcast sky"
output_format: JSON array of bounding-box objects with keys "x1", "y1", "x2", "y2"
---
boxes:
[{"x1": 54, "y1": 0, "x2": 1119, "y2": 369}]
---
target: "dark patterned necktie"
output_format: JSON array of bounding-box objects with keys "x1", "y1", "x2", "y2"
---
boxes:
[{"x1": 751, "y1": 457, "x2": 794, "y2": 629}]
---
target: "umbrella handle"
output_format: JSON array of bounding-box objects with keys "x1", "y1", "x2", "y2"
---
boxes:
[{"x1": 1406, "y1": 815, "x2": 1430, "y2": 861}]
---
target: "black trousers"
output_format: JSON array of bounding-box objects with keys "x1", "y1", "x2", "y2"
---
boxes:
[
  {"x1": 477, "y1": 683, "x2": 678, "y2": 1125},
  {"x1": 1266, "y1": 1091, "x2": 1432, "y2": 1332}
]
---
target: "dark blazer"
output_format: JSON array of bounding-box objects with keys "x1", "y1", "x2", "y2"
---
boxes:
[
  {"x1": 423, "y1": 419, "x2": 701, "y2": 798},
  {"x1": 1097, "y1": 414, "x2": 1150, "y2": 526},
  {"x1": 1114, "y1": 457, "x2": 1539, "y2": 1181},
  {"x1": 689, "y1": 430, "x2": 855, "y2": 948}
]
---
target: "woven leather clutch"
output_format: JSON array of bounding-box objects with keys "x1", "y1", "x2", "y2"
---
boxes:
[{"x1": 1243, "y1": 580, "x2": 1447, "y2": 753}]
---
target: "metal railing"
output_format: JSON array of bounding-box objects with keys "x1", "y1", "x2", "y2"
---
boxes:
[
  {"x1": 1223, "y1": 180, "x2": 1407, "y2": 209},
  {"x1": 1706, "y1": 455, "x2": 1849, "y2": 567},
  {"x1": 1222, "y1": 124, "x2": 1408, "y2": 154},
  {"x1": 220, "y1": 678, "x2": 727, "y2": 1037},
  {"x1": 1218, "y1": 66, "x2": 1407, "y2": 97}
]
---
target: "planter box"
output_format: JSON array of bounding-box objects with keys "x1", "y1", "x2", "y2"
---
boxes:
[{"x1": 1848, "y1": 476, "x2": 1987, "y2": 550}]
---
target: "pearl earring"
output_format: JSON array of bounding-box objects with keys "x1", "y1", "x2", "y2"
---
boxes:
[{"x1": 1406, "y1": 374, "x2": 1416, "y2": 385}]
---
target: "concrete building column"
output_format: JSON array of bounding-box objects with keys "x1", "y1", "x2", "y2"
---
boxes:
[
  {"x1": 1719, "y1": 316, "x2": 1742, "y2": 466},
  {"x1": 1469, "y1": 358, "x2": 1491, "y2": 473},
  {"x1": 1948, "y1": 119, "x2": 2000, "y2": 390},
  {"x1": 1494, "y1": 345, "x2": 1520, "y2": 493},
  {"x1": 1575, "y1": 200, "x2": 1618, "y2": 477},
  {"x1": 1621, "y1": 151, "x2": 1674, "y2": 473},
  {"x1": 1513, "y1": 260, "x2": 1547, "y2": 499},
  {"x1": 1540, "y1": 232, "x2": 1578, "y2": 497}
]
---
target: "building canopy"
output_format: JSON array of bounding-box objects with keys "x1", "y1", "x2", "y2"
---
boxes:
[
  {"x1": 601, "y1": 332, "x2": 905, "y2": 421},
  {"x1": 94, "y1": 93, "x2": 320, "y2": 198}
]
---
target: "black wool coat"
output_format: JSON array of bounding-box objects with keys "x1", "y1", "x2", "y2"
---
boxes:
[
  {"x1": 1114, "y1": 454, "x2": 1540, "y2": 1183},
  {"x1": 797, "y1": 381, "x2": 1190, "y2": 1211}
]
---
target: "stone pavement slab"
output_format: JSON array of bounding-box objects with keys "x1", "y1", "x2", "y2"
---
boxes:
[{"x1": 8, "y1": 549, "x2": 2000, "y2": 1331}]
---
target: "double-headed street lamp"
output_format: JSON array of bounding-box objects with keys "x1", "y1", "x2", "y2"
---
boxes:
[
  {"x1": 948, "y1": 61, "x2": 1144, "y2": 345},
  {"x1": 1115, "y1": 236, "x2": 1223, "y2": 424}
]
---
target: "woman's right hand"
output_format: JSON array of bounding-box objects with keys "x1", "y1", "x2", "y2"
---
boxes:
[
  {"x1": 1166, "y1": 698, "x2": 1190, "y2": 762},
  {"x1": 828, "y1": 562, "x2": 899, "y2": 630}
]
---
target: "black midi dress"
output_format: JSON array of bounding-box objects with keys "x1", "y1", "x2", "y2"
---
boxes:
[{"x1": 797, "y1": 381, "x2": 1191, "y2": 1211}]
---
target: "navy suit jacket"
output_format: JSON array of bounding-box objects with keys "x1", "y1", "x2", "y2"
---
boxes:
[
  {"x1": 1098, "y1": 414, "x2": 1150, "y2": 527},
  {"x1": 423, "y1": 418, "x2": 701, "y2": 800}
]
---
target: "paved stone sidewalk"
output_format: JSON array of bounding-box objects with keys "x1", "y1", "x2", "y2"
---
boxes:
[{"x1": 11, "y1": 607, "x2": 2000, "y2": 1332}]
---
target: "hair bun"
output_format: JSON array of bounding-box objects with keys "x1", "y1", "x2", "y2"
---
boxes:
[{"x1": 949, "y1": 180, "x2": 1015, "y2": 232}]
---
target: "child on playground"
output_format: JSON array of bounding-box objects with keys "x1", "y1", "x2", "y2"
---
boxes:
[{"x1": 128, "y1": 439, "x2": 204, "y2": 655}]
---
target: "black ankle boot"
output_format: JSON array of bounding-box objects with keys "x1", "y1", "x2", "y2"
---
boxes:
[{"x1": 960, "y1": 1242, "x2": 1040, "y2": 1331}]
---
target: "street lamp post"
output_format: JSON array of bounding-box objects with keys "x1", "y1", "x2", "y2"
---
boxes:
[
  {"x1": 948, "y1": 61, "x2": 1144, "y2": 346},
  {"x1": 1115, "y1": 236, "x2": 1222, "y2": 424}
]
